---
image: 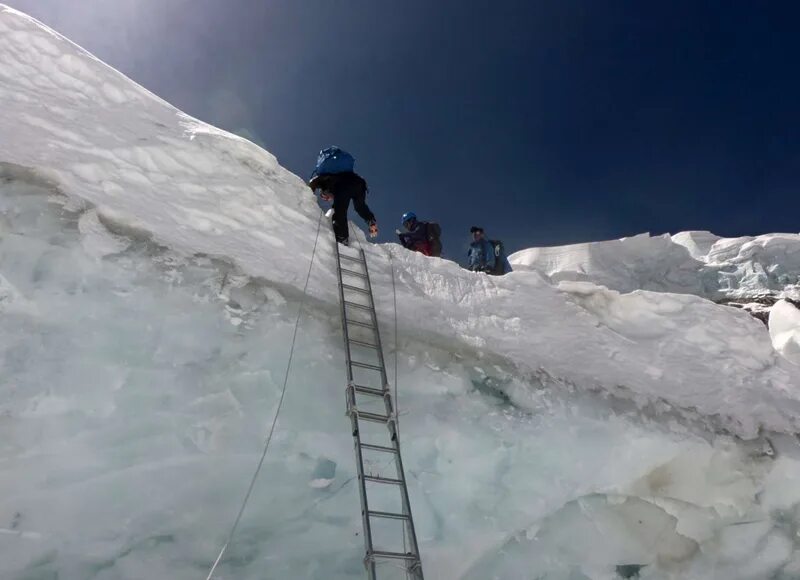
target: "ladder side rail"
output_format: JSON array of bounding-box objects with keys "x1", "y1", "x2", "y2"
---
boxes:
[
  {"x1": 350, "y1": 409, "x2": 377, "y2": 580},
  {"x1": 360, "y1": 249, "x2": 424, "y2": 578},
  {"x1": 391, "y1": 434, "x2": 424, "y2": 579},
  {"x1": 335, "y1": 243, "x2": 377, "y2": 579},
  {"x1": 335, "y1": 242, "x2": 355, "y2": 385},
  {"x1": 359, "y1": 249, "x2": 391, "y2": 395}
]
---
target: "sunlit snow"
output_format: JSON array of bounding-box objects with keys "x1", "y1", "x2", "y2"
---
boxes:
[
  {"x1": 510, "y1": 231, "x2": 800, "y2": 301},
  {"x1": 3, "y1": 5, "x2": 800, "y2": 580}
]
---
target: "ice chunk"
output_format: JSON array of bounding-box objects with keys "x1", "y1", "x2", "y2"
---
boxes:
[
  {"x1": 671, "y1": 230, "x2": 721, "y2": 261},
  {"x1": 309, "y1": 457, "x2": 337, "y2": 489},
  {"x1": 769, "y1": 299, "x2": 800, "y2": 365}
]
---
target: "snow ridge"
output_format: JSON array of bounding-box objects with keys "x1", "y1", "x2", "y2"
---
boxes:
[
  {"x1": 510, "y1": 230, "x2": 800, "y2": 300},
  {"x1": 2, "y1": 4, "x2": 800, "y2": 440}
]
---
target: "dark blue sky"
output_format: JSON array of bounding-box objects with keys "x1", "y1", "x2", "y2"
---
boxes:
[{"x1": 9, "y1": 0, "x2": 800, "y2": 257}]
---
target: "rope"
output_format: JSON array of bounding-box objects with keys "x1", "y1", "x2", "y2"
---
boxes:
[
  {"x1": 206, "y1": 211, "x2": 324, "y2": 580},
  {"x1": 355, "y1": 233, "x2": 409, "y2": 578},
  {"x1": 388, "y1": 248, "x2": 409, "y2": 579},
  {"x1": 389, "y1": 248, "x2": 400, "y2": 436}
]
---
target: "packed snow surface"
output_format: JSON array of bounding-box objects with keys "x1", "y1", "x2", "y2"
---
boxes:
[
  {"x1": 510, "y1": 231, "x2": 800, "y2": 300},
  {"x1": 4, "y1": 5, "x2": 800, "y2": 580}
]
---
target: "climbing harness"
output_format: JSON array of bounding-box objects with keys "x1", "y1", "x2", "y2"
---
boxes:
[{"x1": 206, "y1": 212, "x2": 324, "y2": 580}]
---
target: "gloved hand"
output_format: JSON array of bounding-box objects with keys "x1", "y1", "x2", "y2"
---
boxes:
[{"x1": 369, "y1": 222, "x2": 378, "y2": 238}]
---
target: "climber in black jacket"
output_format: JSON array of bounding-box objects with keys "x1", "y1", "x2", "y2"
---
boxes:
[{"x1": 309, "y1": 172, "x2": 378, "y2": 245}]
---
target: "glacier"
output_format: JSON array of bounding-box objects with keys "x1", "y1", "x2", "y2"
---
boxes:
[
  {"x1": 509, "y1": 231, "x2": 800, "y2": 303},
  {"x1": 3, "y1": 5, "x2": 800, "y2": 579}
]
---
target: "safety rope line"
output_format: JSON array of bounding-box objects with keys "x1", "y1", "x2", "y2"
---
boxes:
[
  {"x1": 388, "y1": 247, "x2": 409, "y2": 580},
  {"x1": 389, "y1": 248, "x2": 400, "y2": 436},
  {"x1": 354, "y1": 231, "x2": 414, "y2": 578},
  {"x1": 206, "y1": 211, "x2": 325, "y2": 580},
  {"x1": 360, "y1": 235, "x2": 410, "y2": 577}
]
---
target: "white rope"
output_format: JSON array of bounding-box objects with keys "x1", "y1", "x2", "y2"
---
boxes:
[
  {"x1": 389, "y1": 248, "x2": 400, "y2": 436},
  {"x1": 206, "y1": 211, "x2": 325, "y2": 579},
  {"x1": 351, "y1": 236, "x2": 410, "y2": 578},
  {"x1": 388, "y1": 248, "x2": 409, "y2": 579}
]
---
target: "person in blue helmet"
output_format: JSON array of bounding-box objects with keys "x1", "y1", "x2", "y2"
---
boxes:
[
  {"x1": 467, "y1": 226, "x2": 496, "y2": 273},
  {"x1": 397, "y1": 212, "x2": 442, "y2": 257}
]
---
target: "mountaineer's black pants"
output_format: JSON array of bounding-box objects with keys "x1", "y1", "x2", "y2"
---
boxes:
[{"x1": 332, "y1": 190, "x2": 375, "y2": 242}]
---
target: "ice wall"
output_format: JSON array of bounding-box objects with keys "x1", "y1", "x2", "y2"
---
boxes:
[{"x1": 5, "y1": 182, "x2": 800, "y2": 580}]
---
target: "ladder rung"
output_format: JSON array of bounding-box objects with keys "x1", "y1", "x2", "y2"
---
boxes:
[
  {"x1": 344, "y1": 301, "x2": 373, "y2": 312},
  {"x1": 368, "y1": 510, "x2": 409, "y2": 521},
  {"x1": 360, "y1": 442, "x2": 397, "y2": 453},
  {"x1": 364, "y1": 474, "x2": 403, "y2": 485},
  {"x1": 353, "y1": 385, "x2": 386, "y2": 397},
  {"x1": 351, "y1": 360, "x2": 383, "y2": 371},
  {"x1": 339, "y1": 254, "x2": 364, "y2": 264},
  {"x1": 346, "y1": 319, "x2": 375, "y2": 330},
  {"x1": 357, "y1": 411, "x2": 392, "y2": 423},
  {"x1": 349, "y1": 338, "x2": 378, "y2": 349},
  {"x1": 369, "y1": 550, "x2": 420, "y2": 562},
  {"x1": 342, "y1": 283, "x2": 370, "y2": 295},
  {"x1": 336, "y1": 249, "x2": 423, "y2": 577}
]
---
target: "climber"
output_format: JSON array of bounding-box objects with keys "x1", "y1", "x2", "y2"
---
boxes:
[
  {"x1": 467, "y1": 226, "x2": 497, "y2": 273},
  {"x1": 308, "y1": 146, "x2": 378, "y2": 245},
  {"x1": 397, "y1": 212, "x2": 442, "y2": 257},
  {"x1": 468, "y1": 226, "x2": 512, "y2": 275}
]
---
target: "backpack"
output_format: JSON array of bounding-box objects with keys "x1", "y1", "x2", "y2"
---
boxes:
[
  {"x1": 311, "y1": 146, "x2": 355, "y2": 179},
  {"x1": 427, "y1": 223, "x2": 442, "y2": 257},
  {"x1": 489, "y1": 240, "x2": 506, "y2": 275}
]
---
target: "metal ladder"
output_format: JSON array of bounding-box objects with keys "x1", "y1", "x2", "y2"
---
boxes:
[{"x1": 334, "y1": 241, "x2": 424, "y2": 580}]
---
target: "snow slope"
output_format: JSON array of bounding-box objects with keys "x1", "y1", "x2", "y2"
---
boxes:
[
  {"x1": 2, "y1": 4, "x2": 800, "y2": 438},
  {"x1": 510, "y1": 231, "x2": 800, "y2": 300},
  {"x1": 5, "y1": 5, "x2": 800, "y2": 580},
  {"x1": 509, "y1": 232, "x2": 711, "y2": 295}
]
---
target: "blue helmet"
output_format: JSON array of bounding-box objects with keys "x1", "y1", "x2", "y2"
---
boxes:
[{"x1": 401, "y1": 211, "x2": 417, "y2": 226}]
